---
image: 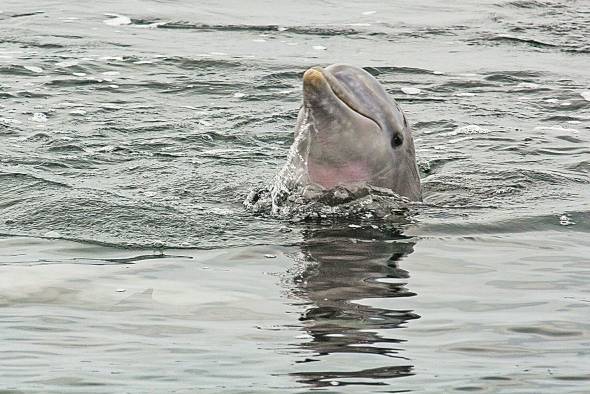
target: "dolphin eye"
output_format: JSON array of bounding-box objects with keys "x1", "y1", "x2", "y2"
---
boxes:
[{"x1": 391, "y1": 133, "x2": 403, "y2": 148}]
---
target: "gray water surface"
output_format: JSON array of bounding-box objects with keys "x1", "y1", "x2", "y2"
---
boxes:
[{"x1": 0, "y1": 0, "x2": 589, "y2": 392}]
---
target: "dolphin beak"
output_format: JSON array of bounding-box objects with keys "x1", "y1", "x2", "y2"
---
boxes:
[
  {"x1": 303, "y1": 67, "x2": 330, "y2": 98},
  {"x1": 303, "y1": 67, "x2": 324, "y2": 85}
]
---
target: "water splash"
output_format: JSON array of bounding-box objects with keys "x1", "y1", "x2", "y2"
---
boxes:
[{"x1": 245, "y1": 110, "x2": 414, "y2": 223}]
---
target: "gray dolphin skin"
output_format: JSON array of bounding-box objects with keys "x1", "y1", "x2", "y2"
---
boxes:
[{"x1": 293, "y1": 64, "x2": 422, "y2": 201}]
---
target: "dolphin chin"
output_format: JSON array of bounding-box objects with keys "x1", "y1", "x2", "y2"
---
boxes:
[{"x1": 291, "y1": 64, "x2": 422, "y2": 202}]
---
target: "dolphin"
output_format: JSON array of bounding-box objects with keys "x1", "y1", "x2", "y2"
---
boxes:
[{"x1": 290, "y1": 64, "x2": 421, "y2": 201}]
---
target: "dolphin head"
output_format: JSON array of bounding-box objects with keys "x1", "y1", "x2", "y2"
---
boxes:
[{"x1": 295, "y1": 64, "x2": 421, "y2": 201}]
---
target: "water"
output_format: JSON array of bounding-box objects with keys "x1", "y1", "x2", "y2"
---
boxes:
[{"x1": 0, "y1": 0, "x2": 589, "y2": 392}]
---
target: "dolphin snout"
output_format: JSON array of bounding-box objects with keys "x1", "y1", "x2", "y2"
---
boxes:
[
  {"x1": 302, "y1": 67, "x2": 330, "y2": 97},
  {"x1": 303, "y1": 67, "x2": 324, "y2": 86}
]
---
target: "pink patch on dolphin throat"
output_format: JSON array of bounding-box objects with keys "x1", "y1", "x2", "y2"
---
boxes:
[{"x1": 307, "y1": 160, "x2": 372, "y2": 189}]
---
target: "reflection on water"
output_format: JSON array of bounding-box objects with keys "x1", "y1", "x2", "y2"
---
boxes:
[{"x1": 292, "y1": 226, "x2": 419, "y2": 388}]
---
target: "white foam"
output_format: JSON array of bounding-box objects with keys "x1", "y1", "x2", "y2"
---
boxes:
[
  {"x1": 24, "y1": 65, "x2": 43, "y2": 73},
  {"x1": 362, "y1": 10, "x2": 377, "y2": 15},
  {"x1": 233, "y1": 92, "x2": 245, "y2": 98},
  {"x1": 534, "y1": 126, "x2": 579, "y2": 133},
  {"x1": 0, "y1": 117, "x2": 21, "y2": 125},
  {"x1": 449, "y1": 136, "x2": 475, "y2": 144},
  {"x1": 103, "y1": 13, "x2": 131, "y2": 26},
  {"x1": 559, "y1": 214, "x2": 575, "y2": 226},
  {"x1": 56, "y1": 60, "x2": 78, "y2": 67},
  {"x1": 30, "y1": 113, "x2": 47, "y2": 122},
  {"x1": 312, "y1": 45, "x2": 327, "y2": 50},
  {"x1": 401, "y1": 87, "x2": 421, "y2": 95},
  {"x1": 581, "y1": 91, "x2": 590, "y2": 101},
  {"x1": 100, "y1": 56, "x2": 123, "y2": 62},
  {"x1": 446, "y1": 125, "x2": 490, "y2": 136},
  {"x1": 516, "y1": 82, "x2": 539, "y2": 89},
  {"x1": 454, "y1": 92, "x2": 476, "y2": 97},
  {"x1": 56, "y1": 102, "x2": 84, "y2": 108}
]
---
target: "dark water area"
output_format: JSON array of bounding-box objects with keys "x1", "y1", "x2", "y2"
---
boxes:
[{"x1": 0, "y1": 0, "x2": 589, "y2": 392}]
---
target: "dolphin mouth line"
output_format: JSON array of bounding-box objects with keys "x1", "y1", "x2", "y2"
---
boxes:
[{"x1": 320, "y1": 68, "x2": 382, "y2": 131}]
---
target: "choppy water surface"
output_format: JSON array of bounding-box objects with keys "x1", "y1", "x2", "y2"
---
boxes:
[{"x1": 0, "y1": 0, "x2": 589, "y2": 392}]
